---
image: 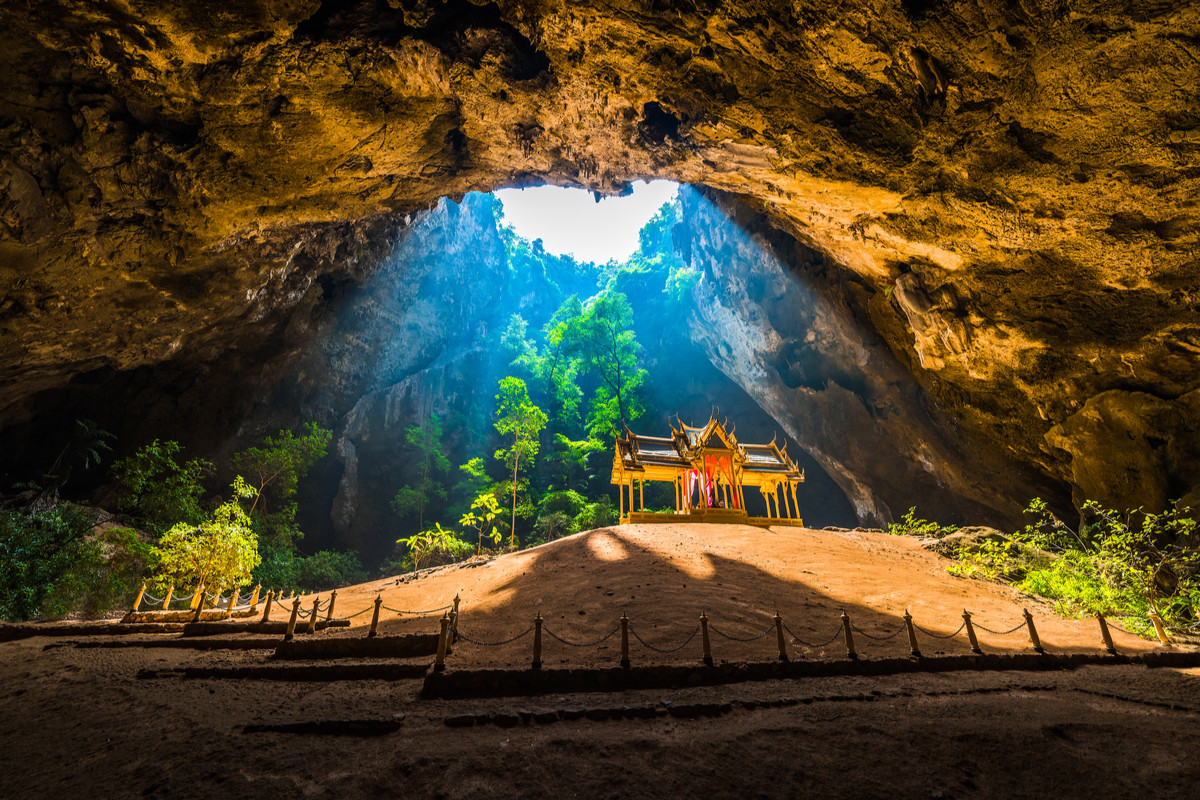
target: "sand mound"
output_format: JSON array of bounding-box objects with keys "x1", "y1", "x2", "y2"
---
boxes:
[{"x1": 289, "y1": 523, "x2": 1154, "y2": 667}]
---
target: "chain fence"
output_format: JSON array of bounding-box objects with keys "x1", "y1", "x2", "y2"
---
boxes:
[
  {"x1": 452, "y1": 625, "x2": 535, "y2": 647},
  {"x1": 973, "y1": 619, "x2": 1028, "y2": 635},
  {"x1": 629, "y1": 624, "x2": 701, "y2": 653},
  {"x1": 851, "y1": 622, "x2": 908, "y2": 641},
  {"x1": 543, "y1": 624, "x2": 621, "y2": 648},
  {"x1": 708, "y1": 621, "x2": 774, "y2": 642},
  {"x1": 914, "y1": 621, "x2": 967, "y2": 640},
  {"x1": 782, "y1": 622, "x2": 844, "y2": 649}
]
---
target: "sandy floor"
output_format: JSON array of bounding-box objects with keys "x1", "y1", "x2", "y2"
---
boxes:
[{"x1": 2, "y1": 524, "x2": 1197, "y2": 799}]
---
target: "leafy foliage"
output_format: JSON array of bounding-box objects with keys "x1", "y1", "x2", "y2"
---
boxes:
[
  {"x1": 460, "y1": 491, "x2": 502, "y2": 554},
  {"x1": 885, "y1": 507, "x2": 959, "y2": 539},
  {"x1": 112, "y1": 439, "x2": 212, "y2": 534},
  {"x1": 396, "y1": 523, "x2": 473, "y2": 571},
  {"x1": 17, "y1": 419, "x2": 115, "y2": 497},
  {"x1": 152, "y1": 477, "x2": 260, "y2": 595},
  {"x1": 494, "y1": 377, "x2": 548, "y2": 550},
  {"x1": 252, "y1": 544, "x2": 368, "y2": 593},
  {"x1": 931, "y1": 498, "x2": 1200, "y2": 636},
  {"x1": 231, "y1": 422, "x2": 331, "y2": 547},
  {"x1": 0, "y1": 505, "x2": 150, "y2": 621},
  {"x1": 391, "y1": 416, "x2": 451, "y2": 531}
]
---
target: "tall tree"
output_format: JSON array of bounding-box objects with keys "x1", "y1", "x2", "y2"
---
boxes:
[
  {"x1": 574, "y1": 291, "x2": 647, "y2": 434},
  {"x1": 230, "y1": 422, "x2": 331, "y2": 547},
  {"x1": 494, "y1": 377, "x2": 548, "y2": 551},
  {"x1": 390, "y1": 416, "x2": 450, "y2": 531}
]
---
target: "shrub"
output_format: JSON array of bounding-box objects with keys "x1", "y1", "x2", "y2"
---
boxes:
[
  {"x1": 152, "y1": 477, "x2": 260, "y2": 595},
  {"x1": 397, "y1": 523, "x2": 474, "y2": 571},
  {"x1": 0, "y1": 505, "x2": 151, "y2": 620},
  {"x1": 294, "y1": 550, "x2": 368, "y2": 592},
  {"x1": 886, "y1": 507, "x2": 959, "y2": 539},
  {"x1": 943, "y1": 498, "x2": 1200, "y2": 636}
]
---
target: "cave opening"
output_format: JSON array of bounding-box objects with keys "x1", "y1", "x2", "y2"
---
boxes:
[
  {"x1": 0, "y1": 180, "x2": 858, "y2": 578},
  {"x1": 282, "y1": 180, "x2": 860, "y2": 569}
]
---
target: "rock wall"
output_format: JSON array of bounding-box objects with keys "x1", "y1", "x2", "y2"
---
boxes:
[{"x1": 2, "y1": 0, "x2": 1199, "y2": 523}]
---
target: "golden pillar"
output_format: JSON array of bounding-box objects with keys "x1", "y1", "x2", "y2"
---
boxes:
[
  {"x1": 1023, "y1": 608, "x2": 1044, "y2": 653},
  {"x1": 368, "y1": 594, "x2": 382, "y2": 638},
  {"x1": 700, "y1": 612, "x2": 713, "y2": 667},
  {"x1": 840, "y1": 610, "x2": 857, "y2": 660},
  {"x1": 904, "y1": 609, "x2": 921, "y2": 658},
  {"x1": 1096, "y1": 612, "x2": 1116, "y2": 654},
  {"x1": 284, "y1": 597, "x2": 300, "y2": 640},
  {"x1": 963, "y1": 609, "x2": 982, "y2": 654},
  {"x1": 434, "y1": 612, "x2": 449, "y2": 672},
  {"x1": 260, "y1": 590, "x2": 274, "y2": 624}
]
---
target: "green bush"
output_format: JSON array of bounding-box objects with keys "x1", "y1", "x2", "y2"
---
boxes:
[
  {"x1": 0, "y1": 505, "x2": 151, "y2": 621},
  {"x1": 943, "y1": 498, "x2": 1200, "y2": 636},
  {"x1": 295, "y1": 550, "x2": 367, "y2": 592},
  {"x1": 252, "y1": 544, "x2": 368, "y2": 593},
  {"x1": 397, "y1": 523, "x2": 474, "y2": 571}
]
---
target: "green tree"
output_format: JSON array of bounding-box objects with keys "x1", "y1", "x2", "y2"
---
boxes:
[
  {"x1": 548, "y1": 433, "x2": 602, "y2": 490},
  {"x1": 152, "y1": 476, "x2": 261, "y2": 596},
  {"x1": 112, "y1": 440, "x2": 213, "y2": 534},
  {"x1": 19, "y1": 419, "x2": 115, "y2": 497},
  {"x1": 574, "y1": 292, "x2": 647, "y2": 434},
  {"x1": 390, "y1": 416, "x2": 450, "y2": 531},
  {"x1": 231, "y1": 422, "x2": 331, "y2": 547},
  {"x1": 494, "y1": 377, "x2": 548, "y2": 551}
]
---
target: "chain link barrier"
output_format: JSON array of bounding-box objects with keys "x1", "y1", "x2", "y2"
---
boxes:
[
  {"x1": 451, "y1": 625, "x2": 534, "y2": 647},
  {"x1": 973, "y1": 619, "x2": 1028, "y2": 635},
  {"x1": 542, "y1": 624, "x2": 621, "y2": 648},
  {"x1": 782, "y1": 622, "x2": 844, "y2": 648},
  {"x1": 851, "y1": 622, "x2": 908, "y2": 641},
  {"x1": 339, "y1": 606, "x2": 375, "y2": 619},
  {"x1": 382, "y1": 603, "x2": 453, "y2": 616},
  {"x1": 629, "y1": 624, "x2": 701, "y2": 653},
  {"x1": 708, "y1": 621, "x2": 774, "y2": 642},
  {"x1": 914, "y1": 621, "x2": 967, "y2": 640}
]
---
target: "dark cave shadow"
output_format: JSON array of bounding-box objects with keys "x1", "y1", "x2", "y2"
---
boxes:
[{"x1": 376, "y1": 526, "x2": 1031, "y2": 667}]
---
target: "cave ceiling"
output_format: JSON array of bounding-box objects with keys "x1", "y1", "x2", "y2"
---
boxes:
[{"x1": 1, "y1": 0, "x2": 1199, "y2": 522}]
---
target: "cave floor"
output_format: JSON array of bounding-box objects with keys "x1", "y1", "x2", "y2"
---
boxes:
[
  {"x1": 1, "y1": 636, "x2": 1199, "y2": 799},
  {"x1": 4, "y1": 525, "x2": 1198, "y2": 798}
]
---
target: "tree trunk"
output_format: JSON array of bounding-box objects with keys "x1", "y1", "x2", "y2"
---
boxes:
[{"x1": 511, "y1": 449, "x2": 519, "y2": 551}]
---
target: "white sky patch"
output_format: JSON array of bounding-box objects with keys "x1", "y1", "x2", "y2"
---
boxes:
[{"x1": 495, "y1": 180, "x2": 679, "y2": 264}]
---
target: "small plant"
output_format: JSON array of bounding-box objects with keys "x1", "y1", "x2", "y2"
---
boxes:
[
  {"x1": 942, "y1": 497, "x2": 1200, "y2": 637},
  {"x1": 460, "y1": 492, "x2": 502, "y2": 555},
  {"x1": 885, "y1": 507, "x2": 959, "y2": 539},
  {"x1": 397, "y1": 523, "x2": 473, "y2": 571}
]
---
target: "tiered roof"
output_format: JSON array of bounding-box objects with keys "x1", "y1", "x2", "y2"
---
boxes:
[{"x1": 613, "y1": 410, "x2": 802, "y2": 479}]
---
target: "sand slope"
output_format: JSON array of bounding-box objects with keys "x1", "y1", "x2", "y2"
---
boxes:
[{"x1": 288, "y1": 524, "x2": 1155, "y2": 667}]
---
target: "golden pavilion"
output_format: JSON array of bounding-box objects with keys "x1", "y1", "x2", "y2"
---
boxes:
[{"x1": 611, "y1": 411, "x2": 805, "y2": 527}]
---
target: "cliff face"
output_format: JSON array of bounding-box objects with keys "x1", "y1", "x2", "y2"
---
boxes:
[{"x1": 2, "y1": 0, "x2": 1199, "y2": 523}]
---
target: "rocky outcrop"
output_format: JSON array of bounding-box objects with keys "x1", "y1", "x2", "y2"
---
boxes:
[{"x1": 2, "y1": 0, "x2": 1198, "y2": 524}]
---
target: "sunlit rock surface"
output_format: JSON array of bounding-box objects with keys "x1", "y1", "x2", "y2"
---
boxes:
[{"x1": 2, "y1": 0, "x2": 1198, "y2": 522}]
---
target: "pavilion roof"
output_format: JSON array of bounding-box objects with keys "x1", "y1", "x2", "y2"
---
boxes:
[{"x1": 613, "y1": 411, "x2": 802, "y2": 478}]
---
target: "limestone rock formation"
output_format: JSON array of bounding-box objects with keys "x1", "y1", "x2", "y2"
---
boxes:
[{"x1": 2, "y1": 0, "x2": 1198, "y2": 525}]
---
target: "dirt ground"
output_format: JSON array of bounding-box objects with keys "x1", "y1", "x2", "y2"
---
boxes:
[{"x1": 3, "y1": 524, "x2": 1198, "y2": 799}]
